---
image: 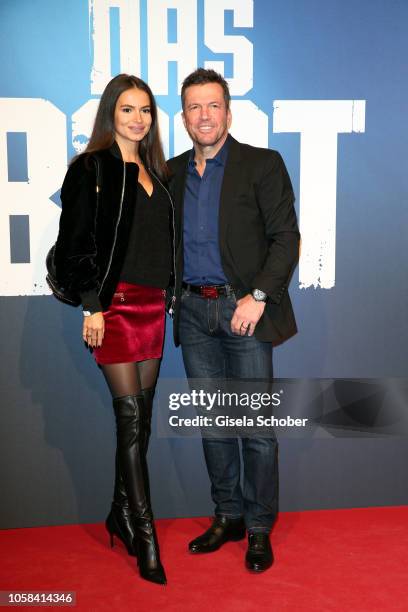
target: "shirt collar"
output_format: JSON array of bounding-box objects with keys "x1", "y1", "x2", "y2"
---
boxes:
[{"x1": 188, "y1": 133, "x2": 231, "y2": 169}]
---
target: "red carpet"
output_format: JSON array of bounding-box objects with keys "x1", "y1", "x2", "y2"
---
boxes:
[{"x1": 1, "y1": 507, "x2": 407, "y2": 611}]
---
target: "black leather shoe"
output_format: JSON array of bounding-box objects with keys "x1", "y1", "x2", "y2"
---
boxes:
[
  {"x1": 245, "y1": 533, "x2": 274, "y2": 572},
  {"x1": 189, "y1": 515, "x2": 246, "y2": 553}
]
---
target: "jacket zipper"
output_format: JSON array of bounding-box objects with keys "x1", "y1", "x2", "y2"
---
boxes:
[
  {"x1": 149, "y1": 168, "x2": 177, "y2": 317},
  {"x1": 98, "y1": 161, "x2": 126, "y2": 296}
]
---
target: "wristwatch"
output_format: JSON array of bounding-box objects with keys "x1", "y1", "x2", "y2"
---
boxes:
[
  {"x1": 83, "y1": 310, "x2": 93, "y2": 317},
  {"x1": 251, "y1": 288, "x2": 268, "y2": 303}
]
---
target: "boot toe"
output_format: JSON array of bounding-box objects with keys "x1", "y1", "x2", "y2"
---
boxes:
[{"x1": 139, "y1": 566, "x2": 167, "y2": 585}]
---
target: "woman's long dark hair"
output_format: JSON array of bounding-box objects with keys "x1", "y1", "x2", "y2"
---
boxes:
[{"x1": 83, "y1": 74, "x2": 168, "y2": 180}]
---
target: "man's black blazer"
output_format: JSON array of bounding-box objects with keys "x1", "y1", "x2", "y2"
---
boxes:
[{"x1": 167, "y1": 135, "x2": 300, "y2": 347}]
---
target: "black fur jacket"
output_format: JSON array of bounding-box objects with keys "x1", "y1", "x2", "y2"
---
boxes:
[{"x1": 54, "y1": 145, "x2": 140, "y2": 312}]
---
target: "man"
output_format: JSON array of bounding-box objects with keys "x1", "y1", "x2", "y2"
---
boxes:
[{"x1": 168, "y1": 68, "x2": 299, "y2": 572}]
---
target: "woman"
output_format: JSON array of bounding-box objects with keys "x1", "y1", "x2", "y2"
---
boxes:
[{"x1": 54, "y1": 74, "x2": 174, "y2": 585}]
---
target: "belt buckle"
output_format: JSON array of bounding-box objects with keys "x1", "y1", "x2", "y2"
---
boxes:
[{"x1": 201, "y1": 286, "x2": 219, "y2": 299}]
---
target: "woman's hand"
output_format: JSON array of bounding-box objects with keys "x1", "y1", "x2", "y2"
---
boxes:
[{"x1": 82, "y1": 312, "x2": 105, "y2": 347}]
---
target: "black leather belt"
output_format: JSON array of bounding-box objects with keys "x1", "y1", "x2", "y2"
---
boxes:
[{"x1": 182, "y1": 282, "x2": 232, "y2": 299}]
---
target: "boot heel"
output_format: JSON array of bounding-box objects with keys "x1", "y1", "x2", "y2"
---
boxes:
[{"x1": 105, "y1": 507, "x2": 137, "y2": 557}]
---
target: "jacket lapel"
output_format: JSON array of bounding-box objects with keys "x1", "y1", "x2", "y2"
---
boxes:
[
  {"x1": 170, "y1": 151, "x2": 190, "y2": 251},
  {"x1": 219, "y1": 135, "x2": 242, "y2": 247}
]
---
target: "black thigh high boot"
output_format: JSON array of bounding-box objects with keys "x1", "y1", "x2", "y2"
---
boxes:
[
  {"x1": 113, "y1": 394, "x2": 166, "y2": 585},
  {"x1": 105, "y1": 387, "x2": 156, "y2": 556}
]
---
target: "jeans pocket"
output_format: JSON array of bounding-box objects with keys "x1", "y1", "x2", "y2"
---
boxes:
[{"x1": 228, "y1": 288, "x2": 237, "y2": 304}]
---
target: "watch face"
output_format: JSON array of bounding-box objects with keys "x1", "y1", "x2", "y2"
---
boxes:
[{"x1": 252, "y1": 289, "x2": 267, "y2": 301}]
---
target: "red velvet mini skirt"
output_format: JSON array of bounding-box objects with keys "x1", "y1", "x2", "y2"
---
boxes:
[{"x1": 93, "y1": 282, "x2": 166, "y2": 365}]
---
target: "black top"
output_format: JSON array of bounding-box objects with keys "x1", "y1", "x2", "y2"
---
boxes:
[{"x1": 120, "y1": 174, "x2": 172, "y2": 288}]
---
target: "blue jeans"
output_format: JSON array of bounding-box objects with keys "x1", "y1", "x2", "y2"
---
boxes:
[{"x1": 179, "y1": 288, "x2": 278, "y2": 532}]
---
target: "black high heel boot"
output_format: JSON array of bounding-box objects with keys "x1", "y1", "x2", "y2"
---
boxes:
[
  {"x1": 105, "y1": 451, "x2": 136, "y2": 556},
  {"x1": 113, "y1": 394, "x2": 166, "y2": 586},
  {"x1": 105, "y1": 387, "x2": 156, "y2": 557}
]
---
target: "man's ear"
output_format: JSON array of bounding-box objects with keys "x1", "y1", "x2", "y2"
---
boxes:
[{"x1": 181, "y1": 112, "x2": 186, "y2": 129}]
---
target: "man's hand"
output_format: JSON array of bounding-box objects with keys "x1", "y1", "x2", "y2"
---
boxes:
[
  {"x1": 83, "y1": 312, "x2": 105, "y2": 347},
  {"x1": 231, "y1": 294, "x2": 266, "y2": 336}
]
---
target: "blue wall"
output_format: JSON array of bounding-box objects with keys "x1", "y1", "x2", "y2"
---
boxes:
[{"x1": 1, "y1": 0, "x2": 407, "y2": 528}]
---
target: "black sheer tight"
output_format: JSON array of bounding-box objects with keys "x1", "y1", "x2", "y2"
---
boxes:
[{"x1": 101, "y1": 359, "x2": 160, "y2": 399}]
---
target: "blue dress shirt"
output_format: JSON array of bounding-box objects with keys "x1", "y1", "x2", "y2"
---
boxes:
[{"x1": 183, "y1": 136, "x2": 230, "y2": 285}]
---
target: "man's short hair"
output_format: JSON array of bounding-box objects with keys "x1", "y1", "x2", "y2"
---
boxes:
[{"x1": 181, "y1": 68, "x2": 231, "y2": 111}]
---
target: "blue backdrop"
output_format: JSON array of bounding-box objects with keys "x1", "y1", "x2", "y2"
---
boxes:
[{"x1": 1, "y1": 0, "x2": 407, "y2": 528}]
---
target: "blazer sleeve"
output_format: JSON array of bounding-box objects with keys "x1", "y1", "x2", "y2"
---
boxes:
[
  {"x1": 251, "y1": 151, "x2": 300, "y2": 304},
  {"x1": 54, "y1": 155, "x2": 102, "y2": 312}
]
